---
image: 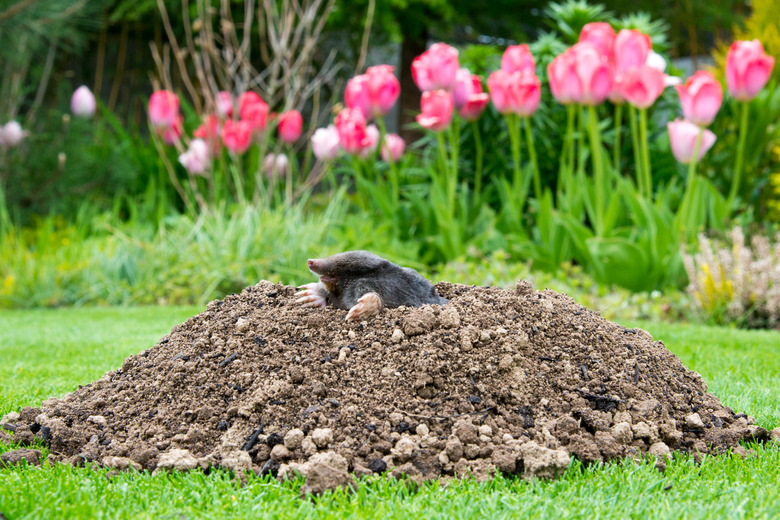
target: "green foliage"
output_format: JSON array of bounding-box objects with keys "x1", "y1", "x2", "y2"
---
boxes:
[{"x1": 544, "y1": 0, "x2": 612, "y2": 43}]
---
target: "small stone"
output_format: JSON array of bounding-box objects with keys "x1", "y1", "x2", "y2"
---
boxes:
[
  {"x1": 391, "y1": 436, "x2": 417, "y2": 463},
  {"x1": 301, "y1": 437, "x2": 318, "y2": 456},
  {"x1": 284, "y1": 428, "x2": 305, "y2": 450},
  {"x1": 101, "y1": 456, "x2": 142, "y2": 472},
  {"x1": 270, "y1": 444, "x2": 292, "y2": 461},
  {"x1": 612, "y1": 422, "x2": 633, "y2": 444},
  {"x1": 454, "y1": 421, "x2": 479, "y2": 444},
  {"x1": 478, "y1": 424, "x2": 493, "y2": 437},
  {"x1": 156, "y1": 449, "x2": 199, "y2": 471},
  {"x1": 302, "y1": 462, "x2": 355, "y2": 496},
  {"x1": 685, "y1": 413, "x2": 705, "y2": 429},
  {"x1": 391, "y1": 328, "x2": 405, "y2": 344},
  {"x1": 235, "y1": 317, "x2": 250, "y2": 332},
  {"x1": 648, "y1": 441, "x2": 671, "y2": 460},
  {"x1": 311, "y1": 428, "x2": 333, "y2": 448},
  {"x1": 415, "y1": 424, "x2": 430, "y2": 437},
  {"x1": 445, "y1": 436, "x2": 464, "y2": 462},
  {"x1": 518, "y1": 441, "x2": 570, "y2": 480},
  {"x1": 87, "y1": 415, "x2": 107, "y2": 427}
]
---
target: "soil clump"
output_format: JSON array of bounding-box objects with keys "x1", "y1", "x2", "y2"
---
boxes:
[{"x1": 4, "y1": 281, "x2": 770, "y2": 488}]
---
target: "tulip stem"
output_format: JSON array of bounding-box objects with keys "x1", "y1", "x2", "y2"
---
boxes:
[
  {"x1": 472, "y1": 121, "x2": 483, "y2": 198},
  {"x1": 558, "y1": 105, "x2": 575, "y2": 210},
  {"x1": 376, "y1": 116, "x2": 400, "y2": 207},
  {"x1": 436, "y1": 131, "x2": 449, "y2": 189},
  {"x1": 577, "y1": 107, "x2": 586, "y2": 182},
  {"x1": 728, "y1": 102, "x2": 750, "y2": 210},
  {"x1": 0, "y1": 169, "x2": 10, "y2": 239},
  {"x1": 449, "y1": 120, "x2": 460, "y2": 214},
  {"x1": 508, "y1": 114, "x2": 523, "y2": 197},
  {"x1": 613, "y1": 103, "x2": 623, "y2": 173},
  {"x1": 679, "y1": 129, "x2": 704, "y2": 242},
  {"x1": 639, "y1": 108, "x2": 653, "y2": 200},
  {"x1": 587, "y1": 105, "x2": 605, "y2": 236},
  {"x1": 523, "y1": 117, "x2": 541, "y2": 201},
  {"x1": 628, "y1": 105, "x2": 644, "y2": 197}
]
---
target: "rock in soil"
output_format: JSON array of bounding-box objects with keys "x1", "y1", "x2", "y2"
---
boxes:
[{"x1": 8, "y1": 281, "x2": 769, "y2": 490}]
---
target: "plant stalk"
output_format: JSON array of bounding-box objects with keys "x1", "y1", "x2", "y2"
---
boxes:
[
  {"x1": 728, "y1": 102, "x2": 750, "y2": 210},
  {"x1": 523, "y1": 116, "x2": 541, "y2": 201},
  {"x1": 587, "y1": 105, "x2": 606, "y2": 236},
  {"x1": 639, "y1": 108, "x2": 653, "y2": 200}
]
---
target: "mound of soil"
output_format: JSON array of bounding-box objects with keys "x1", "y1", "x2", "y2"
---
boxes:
[{"x1": 4, "y1": 281, "x2": 770, "y2": 485}]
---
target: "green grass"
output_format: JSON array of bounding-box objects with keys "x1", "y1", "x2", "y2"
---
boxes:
[{"x1": 1, "y1": 308, "x2": 779, "y2": 519}]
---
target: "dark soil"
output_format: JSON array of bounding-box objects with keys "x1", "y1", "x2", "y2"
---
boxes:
[{"x1": 3, "y1": 281, "x2": 770, "y2": 486}]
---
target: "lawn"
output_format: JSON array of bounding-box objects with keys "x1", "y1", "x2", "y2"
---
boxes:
[{"x1": 1, "y1": 306, "x2": 779, "y2": 519}]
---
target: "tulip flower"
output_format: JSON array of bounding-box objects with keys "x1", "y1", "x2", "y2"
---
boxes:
[
  {"x1": 725, "y1": 40, "x2": 775, "y2": 208},
  {"x1": 381, "y1": 133, "x2": 405, "y2": 162},
  {"x1": 668, "y1": 118, "x2": 716, "y2": 164},
  {"x1": 334, "y1": 107, "x2": 370, "y2": 155},
  {"x1": 459, "y1": 93, "x2": 490, "y2": 121},
  {"x1": 501, "y1": 44, "x2": 536, "y2": 74},
  {"x1": 669, "y1": 118, "x2": 717, "y2": 232},
  {"x1": 216, "y1": 91, "x2": 233, "y2": 118},
  {"x1": 416, "y1": 90, "x2": 454, "y2": 132},
  {"x1": 222, "y1": 119, "x2": 253, "y2": 154},
  {"x1": 263, "y1": 153, "x2": 290, "y2": 178},
  {"x1": 311, "y1": 125, "x2": 341, "y2": 160},
  {"x1": 162, "y1": 116, "x2": 183, "y2": 145},
  {"x1": 278, "y1": 110, "x2": 303, "y2": 143},
  {"x1": 358, "y1": 124, "x2": 380, "y2": 159},
  {"x1": 675, "y1": 71, "x2": 723, "y2": 127},
  {"x1": 726, "y1": 40, "x2": 775, "y2": 101},
  {"x1": 549, "y1": 43, "x2": 613, "y2": 106},
  {"x1": 148, "y1": 90, "x2": 180, "y2": 128},
  {"x1": 488, "y1": 69, "x2": 541, "y2": 117},
  {"x1": 344, "y1": 74, "x2": 372, "y2": 118},
  {"x1": 178, "y1": 138, "x2": 211, "y2": 175},
  {"x1": 614, "y1": 29, "x2": 652, "y2": 74},
  {"x1": 619, "y1": 64, "x2": 665, "y2": 110},
  {"x1": 238, "y1": 91, "x2": 269, "y2": 132},
  {"x1": 194, "y1": 115, "x2": 221, "y2": 154},
  {"x1": 71, "y1": 86, "x2": 96, "y2": 118},
  {"x1": 412, "y1": 43, "x2": 459, "y2": 92},
  {"x1": 452, "y1": 68, "x2": 481, "y2": 109},
  {"x1": 345, "y1": 65, "x2": 401, "y2": 119},
  {"x1": 0, "y1": 121, "x2": 27, "y2": 147},
  {"x1": 579, "y1": 22, "x2": 616, "y2": 59}
]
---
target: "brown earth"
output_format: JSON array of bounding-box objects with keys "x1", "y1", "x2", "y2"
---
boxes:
[{"x1": 2, "y1": 281, "x2": 771, "y2": 488}]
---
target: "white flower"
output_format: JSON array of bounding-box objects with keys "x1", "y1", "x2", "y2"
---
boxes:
[
  {"x1": 178, "y1": 138, "x2": 211, "y2": 175},
  {"x1": 311, "y1": 125, "x2": 340, "y2": 160},
  {"x1": 71, "y1": 86, "x2": 97, "y2": 118}
]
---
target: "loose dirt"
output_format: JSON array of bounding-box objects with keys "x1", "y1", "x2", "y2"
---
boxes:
[{"x1": 3, "y1": 281, "x2": 770, "y2": 489}]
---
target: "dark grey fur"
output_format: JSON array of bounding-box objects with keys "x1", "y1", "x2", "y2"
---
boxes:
[{"x1": 308, "y1": 250, "x2": 448, "y2": 310}]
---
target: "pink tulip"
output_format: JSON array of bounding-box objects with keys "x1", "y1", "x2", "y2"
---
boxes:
[
  {"x1": 618, "y1": 64, "x2": 665, "y2": 109},
  {"x1": 263, "y1": 153, "x2": 290, "y2": 178},
  {"x1": 216, "y1": 91, "x2": 233, "y2": 118},
  {"x1": 221, "y1": 119, "x2": 253, "y2": 154},
  {"x1": 381, "y1": 133, "x2": 405, "y2": 162},
  {"x1": 148, "y1": 90, "x2": 180, "y2": 128},
  {"x1": 238, "y1": 91, "x2": 269, "y2": 132},
  {"x1": 548, "y1": 43, "x2": 613, "y2": 106},
  {"x1": 178, "y1": 138, "x2": 211, "y2": 175},
  {"x1": 459, "y1": 93, "x2": 490, "y2": 121},
  {"x1": 366, "y1": 65, "x2": 400, "y2": 115},
  {"x1": 416, "y1": 90, "x2": 454, "y2": 132},
  {"x1": 194, "y1": 114, "x2": 221, "y2": 154},
  {"x1": 345, "y1": 65, "x2": 401, "y2": 118},
  {"x1": 501, "y1": 44, "x2": 536, "y2": 74},
  {"x1": 412, "y1": 43, "x2": 459, "y2": 92},
  {"x1": 488, "y1": 69, "x2": 541, "y2": 116},
  {"x1": 726, "y1": 40, "x2": 775, "y2": 101},
  {"x1": 675, "y1": 70, "x2": 723, "y2": 127},
  {"x1": 614, "y1": 29, "x2": 652, "y2": 73},
  {"x1": 667, "y1": 118, "x2": 716, "y2": 164},
  {"x1": 452, "y1": 68, "x2": 482, "y2": 109},
  {"x1": 311, "y1": 125, "x2": 341, "y2": 160},
  {"x1": 358, "y1": 124, "x2": 380, "y2": 158},
  {"x1": 0, "y1": 121, "x2": 27, "y2": 147},
  {"x1": 579, "y1": 22, "x2": 616, "y2": 59},
  {"x1": 71, "y1": 86, "x2": 96, "y2": 118},
  {"x1": 334, "y1": 107, "x2": 370, "y2": 155},
  {"x1": 162, "y1": 116, "x2": 183, "y2": 145},
  {"x1": 278, "y1": 110, "x2": 303, "y2": 143}
]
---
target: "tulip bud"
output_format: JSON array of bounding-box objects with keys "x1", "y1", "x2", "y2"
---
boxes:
[
  {"x1": 675, "y1": 71, "x2": 723, "y2": 127},
  {"x1": 71, "y1": 86, "x2": 97, "y2": 118},
  {"x1": 726, "y1": 40, "x2": 775, "y2": 101},
  {"x1": 416, "y1": 90, "x2": 454, "y2": 132},
  {"x1": 278, "y1": 110, "x2": 304, "y2": 143},
  {"x1": 381, "y1": 133, "x2": 405, "y2": 162},
  {"x1": 148, "y1": 90, "x2": 180, "y2": 128},
  {"x1": 311, "y1": 125, "x2": 341, "y2": 160}
]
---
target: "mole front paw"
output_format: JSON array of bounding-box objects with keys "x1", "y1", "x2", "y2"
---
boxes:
[
  {"x1": 296, "y1": 283, "x2": 327, "y2": 308},
  {"x1": 346, "y1": 292, "x2": 383, "y2": 321}
]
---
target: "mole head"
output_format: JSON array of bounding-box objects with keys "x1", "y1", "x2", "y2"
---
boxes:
[{"x1": 307, "y1": 251, "x2": 387, "y2": 293}]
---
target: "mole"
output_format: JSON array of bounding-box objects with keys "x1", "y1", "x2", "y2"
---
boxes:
[{"x1": 296, "y1": 250, "x2": 448, "y2": 321}]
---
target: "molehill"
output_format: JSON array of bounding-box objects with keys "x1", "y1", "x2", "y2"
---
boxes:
[{"x1": 2, "y1": 281, "x2": 771, "y2": 489}]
